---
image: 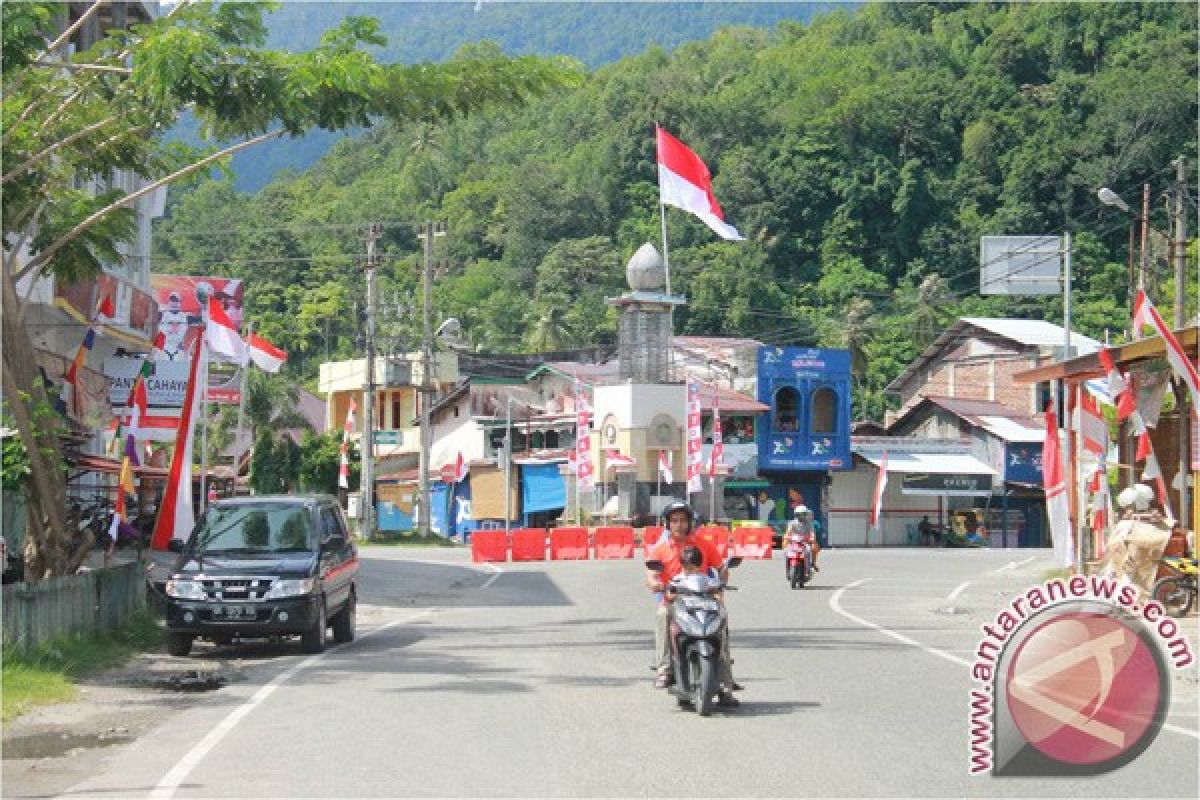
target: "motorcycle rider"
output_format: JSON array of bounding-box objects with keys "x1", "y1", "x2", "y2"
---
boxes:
[
  {"x1": 646, "y1": 501, "x2": 739, "y2": 706},
  {"x1": 786, "y1": 505, "x2": 820, "y2": 572}
]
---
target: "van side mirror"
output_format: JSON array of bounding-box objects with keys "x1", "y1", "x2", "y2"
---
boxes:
[
  {"x1": 167, "y1": 539, "x2": 185, "y2": 554},
  {"x1": 726, "y1": 556, "x2": 743, "y2": 569},
  {"x1": 644, "y1": 559, "x2": 664, "y2": 573}
]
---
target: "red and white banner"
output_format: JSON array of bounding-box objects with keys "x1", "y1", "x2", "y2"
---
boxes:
[
  {"x1": 656, "y1": 126, "x2": 744, "y2": 241},
  {"x1": 246, "y1": 333, "x2": 287, "y2": 373},
  {"x1": 151, "y1": 335, "x2": 206, "y2": 550},
  {"x1": 1131, "y1": 289, "x2": 1200, "y2": 410},
  {"x1": 574, "y1": 380, "x2": 594, "y2": 491},
  {"x1": 870, "y1": 451, "x2": 888, "y2": 528},
  {"x1": 205, "y1": 295, "x2": 246, "y2": 365},
  {"x1": 338, "y1": 399, "x2": 357, "y2": 490},
  {"x1": 450, "y1": 451, "x2": 467, "y2": 484},
  {"x1": 1077, "y1": 391, "x2": 1108, "y2": 456},
  {"x1": 1043, "y1": 408, "x2": 1073, "y2": 568},
  {"x1": 685, "y1": 378, "x2": 704, "y2": 493},
  {"x1": 708, "y1": 396, "x2": 723, "y2": 477},
  {"x1": 1088, "y1": 462, "x2": 1110, "y2": 559},
  {"x1": 1097, "y1": 348, "x2": 1136, "y2": 421}
]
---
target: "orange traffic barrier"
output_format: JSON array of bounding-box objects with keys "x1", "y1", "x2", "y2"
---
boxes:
[
  {"x1": 694, "y1": 526, "x2": 731, "y2": 560},
  {"x1": 594, "y1": 526, "x2": 635, "y2": 559},
  {"x1": 510, "y1": 528, "x2": 547, "y2": 561},
  {"x1": 550, "y1": 527, "x2": 589, "y2": 560},
  {"x1": 732, "y1": 526, "x2": 774, "y2": 559},
  {"x1": 641, "y1": 526, "x2": 665, "y2": 554},
  {"x1": 470, "y1": 530, "x2": 508, "y2": 563}
]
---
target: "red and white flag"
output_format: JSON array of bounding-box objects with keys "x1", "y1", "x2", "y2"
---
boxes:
[
  {"x1": 1088, "y1": 462, "x2": 1110, "y2": 558},
  {"x1": 1077, "y1": 391, "x2": 1108, "y2": 456},
  {"x1": 451, "y1": 451, "x2": 467, "y2": 484},
  {"x1": 870, "y1": 452, "x2": 888, "y2": 528},
  {"x1": 1043, "y1": 407, "x2": 1073, "y2": 568},
  {"x1": 205, "y1": 295, "x2": 246, "y2": 365},
  {"x1": 96, "y1": 292, "x2": 115, "y2": 320},
  {"x1": 246, "y1": 333, "x2": 287, "y2": 373},
  {"x1": 1131, "y1": 289, "x2": 1200, "y2": 409},
  {"x1": 1097, "y1": 348, "x2": 1136, "y2": 421},
  {"x1": 656, "y1": 126, "x2": 744, "y2": 241},
  {"x1": 658, "y1": 449, "x2": 673, "y2": 485},
  {"x1": 708, "y1": 396, "x2": 723, "y2": 477},
  {"x1": 151, "y1": 336, "x2": 206, "y2": 550},
  {"x1": 604, "y1": 449, "x2": 636, "y2": 471},
  {"x1": 338, "y1": 399, "x2": 357, "y2": 490}
]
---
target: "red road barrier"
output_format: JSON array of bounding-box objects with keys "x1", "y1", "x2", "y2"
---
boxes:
[
  {"x1": 641, "y1": 526, "x2": 665, "y2": 554},
  {"x1": 510, "y1": 528, "x2": 547, "y2": 561},
  {"x1": 594, "y1": 526, "x2": 635, "y2": 559},
  {"x1": 470, "y1": 530, "x2": 508, "y2": 563},
  {"x1": 732, "y1": 526, "x2": 774, "y2": 559},
  {"x1": 550, "y1": 527, "x2": 589, "y2": 560},
  {"x1": 694, "y1": 526, "x2": 731, "y2": 560}
]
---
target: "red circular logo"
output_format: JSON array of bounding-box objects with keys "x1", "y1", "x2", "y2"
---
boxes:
[{"x1": 1005, "y1": 611, "x2": 1163, "y2": 766}]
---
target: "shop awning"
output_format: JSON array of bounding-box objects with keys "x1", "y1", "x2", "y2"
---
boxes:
[
  {"x1": 725, "y1": 479, "x2": 770, "y2": 490},
  {"x1": 520, "y1": 462, "x2": 565, "y2": 513},
  {"x1": 860, "y1": 452, "x2": 998, "y2": 497}
]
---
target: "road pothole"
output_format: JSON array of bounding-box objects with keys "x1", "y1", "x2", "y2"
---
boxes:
[{"x1": 142, "y1": 670, "x2": 228, "y2": 692}]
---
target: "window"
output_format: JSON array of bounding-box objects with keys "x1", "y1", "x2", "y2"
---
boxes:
[
  {"x1": 811, "y1": 387, "x2": 837, "y2": 434},
  {"x1": 774, "y1": 387, "x2": 799, "y2": 432},
  {"x1": 545, "y1": 431, "x2": 560, "y2": 448}
]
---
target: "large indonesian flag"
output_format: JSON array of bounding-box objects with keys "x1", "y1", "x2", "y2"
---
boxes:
[
  {"x1": 1043, "y1": 408, "x2": 1073, "y2": 569},
  {"x1": 151, "y1": 336, "x2": 206, "y2": 550},
  {"x1": 246, "y1": 333, "x2": 287, "y2": 373},
  {"x1": 1132, "y1": 289, "x2": 1200, "y2": 409},
  {"x1": 870, "y1": 451, "x2": 888, "y2": 528},
  {"x1": 656, "y1": 126, "x2": 744, "y2": 241}
]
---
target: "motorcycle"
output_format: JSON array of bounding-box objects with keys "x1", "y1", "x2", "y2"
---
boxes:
[
  {"x1": 784, "y1": 533, "x2": 812, "y2": 589},
  {"x1": 1151, "y1": 556, "x2": 1198, "y2": 618},
  {"x1": 646, "y1": 556, "x2": 742, "y2": 716}
]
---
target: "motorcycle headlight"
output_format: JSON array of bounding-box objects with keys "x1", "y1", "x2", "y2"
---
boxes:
[
  {"x1": 264, "y1": 578, "x2": 315, "y2": 599},
  {"x1": 674, "y1": 610, "x2": 707, "y2": 637},
  {"x1": 165, "y1": 579, "x2": 206, "y2": 601}
]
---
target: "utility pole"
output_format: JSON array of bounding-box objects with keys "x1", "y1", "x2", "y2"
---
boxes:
[
  {"x1": 1173, "y1": 156, "x2": 1191, "y2": 534},
  {"x1": 361, "y1": 223, "x2": 383, "y2": 539},
  {"x1": 1139, "y1": 183, "x2": 1150, "y2": 293},
  {"x1": 416, "y1": 221, "x2": 446, "y2": 537}
]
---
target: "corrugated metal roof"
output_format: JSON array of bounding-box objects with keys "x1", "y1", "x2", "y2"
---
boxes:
[
  {"x1": 960, "y1": 318, "x2": 1101, "y2": 352},
  {"x1": 859, "y1": 451, "x2": 999, "y2": 476},
  {"x1": 977, "y1": 415, "x2": 1044, "y2": 443}
]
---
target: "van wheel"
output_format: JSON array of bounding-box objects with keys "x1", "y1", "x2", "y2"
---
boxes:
[
  {"x1": 331, "y1": 589, "x2": 356, "y2": 644},
  {"x1": 301, "y1": 599, "x2": 326, "y2": 654},
  {"x1": 166, "y1": 632, "x2": 193, "y2": 657}
]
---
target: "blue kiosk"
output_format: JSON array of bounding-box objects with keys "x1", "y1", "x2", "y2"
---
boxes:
[{"x1": 754, "y1": 347, "x2": 853, "y2": 545}]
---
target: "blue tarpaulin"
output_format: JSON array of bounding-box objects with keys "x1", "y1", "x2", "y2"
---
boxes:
[
  {"x1": 448, "y1": 478, "x2": 477, "y2": 540},
  {"x1": 520, "y1": 463, "x2": 565, "y2": 514},
  {"x1": 430, "y1": 482, "x2": 450, "y2": 535}
]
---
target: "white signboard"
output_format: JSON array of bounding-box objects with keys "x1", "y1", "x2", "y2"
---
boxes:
[
  {"x1": 105, "y1": 357, "x2": 190, "y2": 411},
  {"x1": 980, "y1": 235, "x2": 1061, "y2": 296}
]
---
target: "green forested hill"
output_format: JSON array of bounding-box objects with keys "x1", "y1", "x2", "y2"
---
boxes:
[
  {"x1": 155, "y1": 2, "x2": 1197, "y2": 419},
  {"x1": 218, "y1": 1, "x2": 841, "y2": 189}
]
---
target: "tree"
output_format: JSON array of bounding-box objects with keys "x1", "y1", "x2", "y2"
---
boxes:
[
  {"x1": 1, "y1": 1, "x2": 578, "y2": 579},
  {"x1": 298, "y1": 430, "x2": 358, "y2": 495}
]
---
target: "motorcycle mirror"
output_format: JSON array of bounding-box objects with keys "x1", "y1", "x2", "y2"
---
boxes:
[
  {"x1": 726, "y1": 556, "x2": 743, "y2": 569},
  {"x1": 644, "y1": 559, "x2": 665, "y2": 572}
]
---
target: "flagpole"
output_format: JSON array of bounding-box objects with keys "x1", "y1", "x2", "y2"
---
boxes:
[
  {"x1": 199, "y1": 305, "x2": 210, "y2": 514},
  {"x1": 233, "y1": 321, "x2": 252, "y2": 495}
]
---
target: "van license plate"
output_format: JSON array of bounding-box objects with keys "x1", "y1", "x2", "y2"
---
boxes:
[{"x1": 217, "y1": 605, "x2": 254, "y2": 619}]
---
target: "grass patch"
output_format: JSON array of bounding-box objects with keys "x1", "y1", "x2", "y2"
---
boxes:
[
  {"x1": 1, "y1": 610, "x2": 162, "y2": 721},
  {"x1": 359, "y1": 533, "x2": 461, "y2": 547}
]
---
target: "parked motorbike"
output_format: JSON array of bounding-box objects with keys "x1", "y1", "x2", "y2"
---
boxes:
[
  {"x1": 646, "y1": 556, "x2": 742, "y2": 716},
  {"x1": 784, "y1": 533, "x2": 813, "y2": 589},
  {"x1": 1152, "y1": 556, "x2": 1198, "y2": 618}
]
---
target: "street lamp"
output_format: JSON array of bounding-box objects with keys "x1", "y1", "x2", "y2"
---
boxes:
[
  {"x1": 504, "y1": 396, "x2": 516, "y2": 537},
  {"x1": 1097, "y1": 187, "x2": 1131, "y2": 214}
]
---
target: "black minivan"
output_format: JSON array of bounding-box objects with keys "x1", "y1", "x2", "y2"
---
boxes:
[{"x1": 163, "y1": 495, "x2": 358, "y2": 656}]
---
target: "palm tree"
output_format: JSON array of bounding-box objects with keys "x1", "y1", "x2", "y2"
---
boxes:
[
  {"x1": 531, "y1": 305, "x2": 572, "y2": 352},
  {"x1": 909, "y1": 273, "x2": 952, "y2": 346}
]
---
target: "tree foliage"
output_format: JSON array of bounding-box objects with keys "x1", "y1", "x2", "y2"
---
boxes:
[{"x1": 157, "y1": 1, "x2": 1195, "y2": 409}]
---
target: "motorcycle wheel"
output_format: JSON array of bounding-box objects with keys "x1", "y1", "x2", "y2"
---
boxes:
[
  {"x1": 690, "y1": 652, "x2": 717, "y2": 717},
  {"x1": 1152, "y1": 577, "x2": 1196, "y2": 618}
]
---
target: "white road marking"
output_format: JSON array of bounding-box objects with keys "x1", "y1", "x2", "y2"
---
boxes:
[
  {"x1": 480, "y1": 562, "x2": 504, "y2": 589},
  {"x1": 830, "y1": 579, "x2": 971, "y2": 668},
  {"x1": 946, "y1": 581, "x2": 971, "y2": 602},
  {"x1": 831, "y1": 581, "x2": 1200, "y2": 741},
  {"x1": 147, "y1": 610, "x2": 433, "y2": 800},
  {"x1": 992, "y1": 561, "x2": 1019, "y2": 574}
]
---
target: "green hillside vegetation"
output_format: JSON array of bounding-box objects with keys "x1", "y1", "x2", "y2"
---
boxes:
[
  {"x1": 154, "y1": 2, "x2": 1197, "y2": 419},
  {"x1": 216, "y1": 1, "x2": 840, "y2": 189}
]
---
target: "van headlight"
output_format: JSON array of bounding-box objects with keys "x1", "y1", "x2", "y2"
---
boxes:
[
  {"x1": 264, "y1": 578, "x2": 315, "y2": 599},
  {"x1": 165, "y1": 579, "x2": 206, "y2": 601}
]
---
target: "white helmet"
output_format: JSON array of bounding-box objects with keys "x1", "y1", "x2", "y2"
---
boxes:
[
  {"x1": 1116, "y1": 483, "x2": 1155, "y2": 512},
  {"x1": 794, "y1": 505, "x2": 810, "y2": 518}
]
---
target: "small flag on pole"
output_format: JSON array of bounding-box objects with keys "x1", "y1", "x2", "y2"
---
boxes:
[{"x1": 870, "y1": 452, "x2": 888, "y2": 529}]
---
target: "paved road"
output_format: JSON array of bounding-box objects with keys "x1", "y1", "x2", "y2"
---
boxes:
[{"x1": 10, "y1": 546, "x2": 1199, "y2": 798}]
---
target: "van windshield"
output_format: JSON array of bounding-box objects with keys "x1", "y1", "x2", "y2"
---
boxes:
[{"x1": 191, "y1": 504, "x2": 315, "y2": 555}]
